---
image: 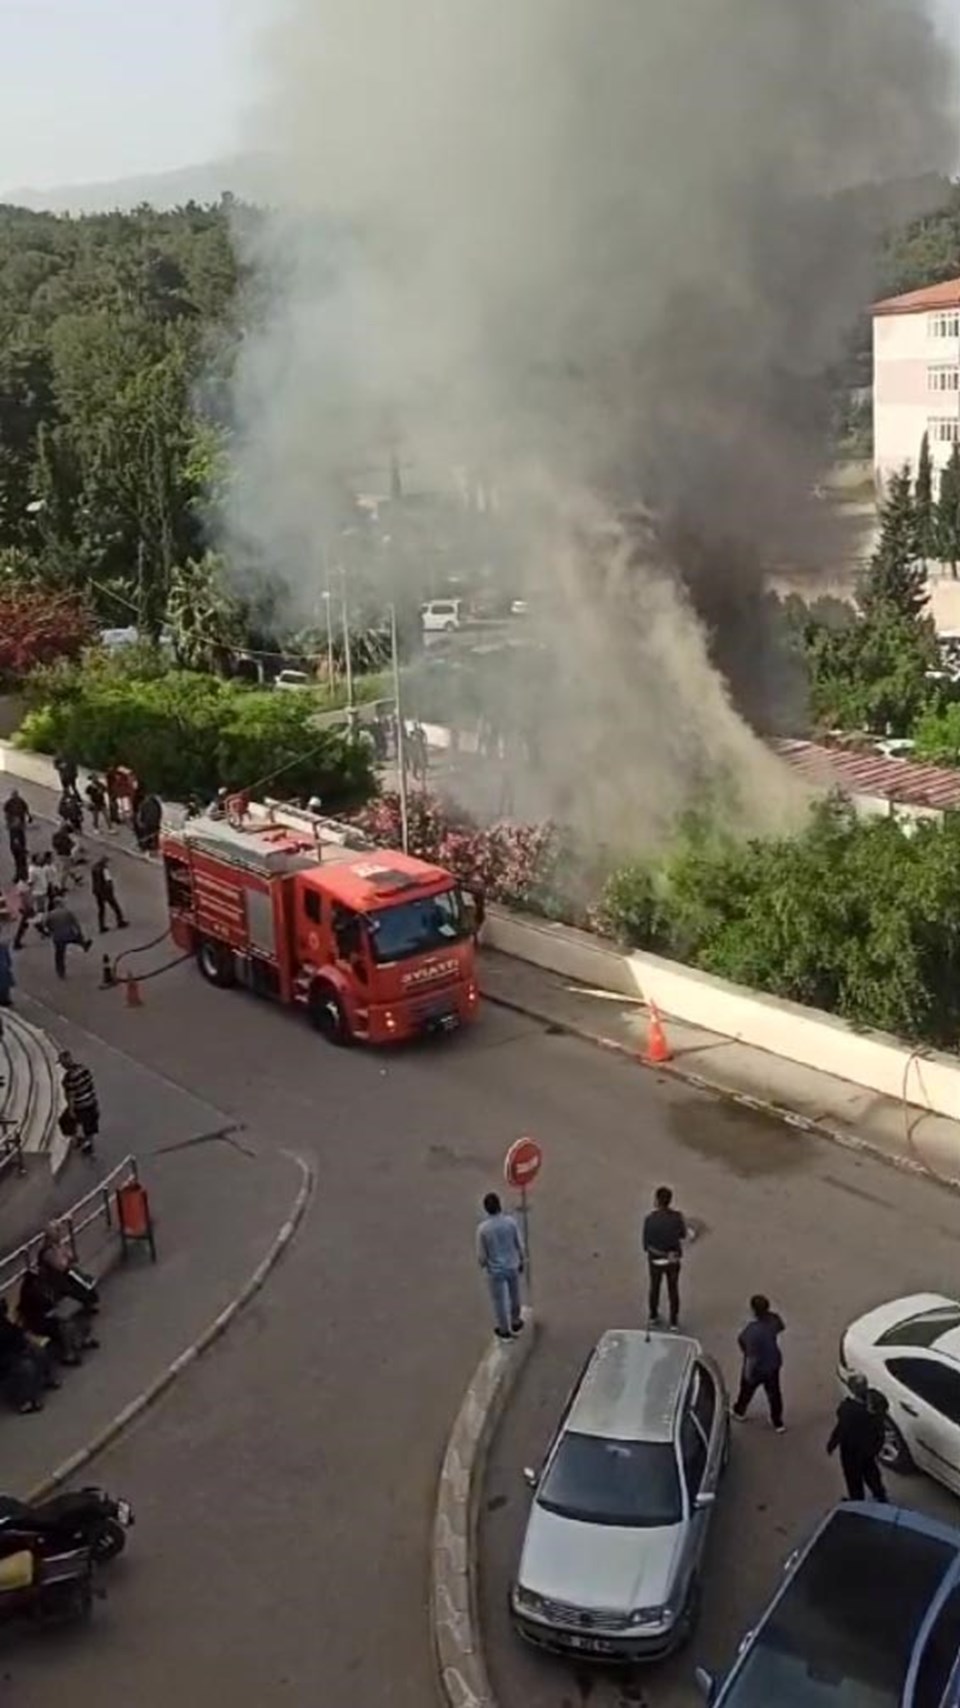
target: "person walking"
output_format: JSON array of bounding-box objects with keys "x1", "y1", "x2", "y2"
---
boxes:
[
  {"x1": 827, "y1": 1374, "x2": 888, "y2": 1501},
  {"x1": 642, "y1": 1184, "x2": 688, "y2": 1329},
  {"x1": 84, "y1": 774, "x2": 107, "y2": 833},
  {"x1": 58, "y1": 1051, "x2": 100, "y2": 1157},
  {"x1": 134, "y1": 790, "x2": 162, "y2": 853},
  {"x1": 51, "y1": 819, "x2": 79, "y2": 892},
  {"x1": 3, "y1": 787, "x2": 32, "y2": 884},
  {"x1": 476, "y1": 1191, "x2": 525, "y2": 1340},
  {"x1": 54, "y1": 754, "x2": 79, "y2": 798},
  {"x1": 12, "y1": 873, "x2": 34, "y2": 950},
  {"x1": 0, "y1": 936, "x2": 13, "y2": 1008},
  {"x1": 732, "y1": 1294, "x2": 786, "y2": 1432},
  {"x1": 104, "y1": 763, "x2": 122, "y2": 828},
  {"x1": 44, "y1": 901, "x2": 91, "y2": 978},
  {"x1": 90, "y1": 856, "x2": 127, "y2": 932}
]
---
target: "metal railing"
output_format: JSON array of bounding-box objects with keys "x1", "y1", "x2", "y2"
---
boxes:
[{"x1": 0, "y1": 1154, "x2": 140, "y2": 1307}]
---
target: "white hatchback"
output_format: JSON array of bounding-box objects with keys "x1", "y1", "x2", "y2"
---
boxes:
[{"x1": 838, "y1": 1293, "x2": 960, "y2": 1490}]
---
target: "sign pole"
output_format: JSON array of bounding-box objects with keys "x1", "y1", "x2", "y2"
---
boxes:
[{"x1": 520, "y1": 1184, "x2": 532, "y2": 1305}]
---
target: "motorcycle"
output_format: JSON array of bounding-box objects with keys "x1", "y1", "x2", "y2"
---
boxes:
[
  {"x1": 0, "y1": 1486, "x2": 134, "y2": 1564},
  {"x1": 0, "y1": 1541, "x2": 94, "y2": 1627}
]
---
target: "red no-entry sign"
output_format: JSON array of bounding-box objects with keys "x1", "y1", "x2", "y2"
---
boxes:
[{"x1": 504, "y1": 1136, "x2": 543, "y2": 1191}]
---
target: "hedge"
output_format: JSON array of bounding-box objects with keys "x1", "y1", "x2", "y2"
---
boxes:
[{"x1": 17, "y1": 669, "x2": 376, "y2": 807}]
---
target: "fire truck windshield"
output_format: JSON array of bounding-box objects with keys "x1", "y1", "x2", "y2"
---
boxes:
[{"x1": 366, "y1": 889, "x2": 467, "y2": 964}]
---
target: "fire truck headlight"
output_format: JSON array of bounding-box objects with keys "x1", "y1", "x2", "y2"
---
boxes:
[
  {"x1": 467, "y1": 982, "x2": 478, "y2": 1005},
  {"x1": 385, "y1": 1010, "x2": 397, "y2": 1032}
]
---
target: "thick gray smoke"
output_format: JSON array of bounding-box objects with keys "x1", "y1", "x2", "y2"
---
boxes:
[{"x1": 226, "y1": 0, "x2": 957, "y2": 842}]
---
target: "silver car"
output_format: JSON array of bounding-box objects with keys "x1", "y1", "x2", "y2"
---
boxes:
[{"x1": 511, "y1": 1329, "x2": 729, "y2": 1662}]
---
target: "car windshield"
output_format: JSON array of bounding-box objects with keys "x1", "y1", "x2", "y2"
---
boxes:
[
  {"x1": 366, "y1": 890, "x2": 467, "y2": 964},
  {"x1": 876, "y1": 1306, "x2": 960, "y2": 1349},
  {"x1": 536, "y1": 1432, "x2": 682, "y2": 1529},
  {"x1": 721, "y1": 1510, "x2": 954, "y2": 1708}
]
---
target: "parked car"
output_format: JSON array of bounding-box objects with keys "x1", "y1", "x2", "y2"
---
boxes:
[
  {"x1": 420, "y1": 599, "x2": 463, "y2": 633},
  {"x1": 510, "y1": 1329, "x2": 729, "y2": 1662},
  {"x1": 695, "y1": 1502, "x2": 960, "y2": 1707},
  {"x1": 274, "y1": 669, "x2": 314, "y2": 691},
  {"x1": 838, "y1": 1293, "x2": 960, "y2": 1487}
]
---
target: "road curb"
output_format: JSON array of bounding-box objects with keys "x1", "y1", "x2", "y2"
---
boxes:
[
  {"x1": 25, "y1": 1149, "x2": 314, "y2": 1502},
  {"x1": 483, "y1": 988, "x2": 960, "y2": 1192},
  {"x1": 432, "y1": 1310, "x2": 537, "y2": 1708}
]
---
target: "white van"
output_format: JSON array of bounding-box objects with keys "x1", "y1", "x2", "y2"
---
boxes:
[{"x1": 421, "y1": 599, "x2": 463, "y2": 634}]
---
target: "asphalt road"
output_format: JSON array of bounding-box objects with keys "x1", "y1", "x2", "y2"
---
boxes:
[{"x1": 2, "y1": 792, "x2": 960, "y2": 1706}]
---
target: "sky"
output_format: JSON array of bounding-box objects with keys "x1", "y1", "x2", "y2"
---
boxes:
[{"x1": 0, "y1": 0, "x2": 957, "y2": 195}]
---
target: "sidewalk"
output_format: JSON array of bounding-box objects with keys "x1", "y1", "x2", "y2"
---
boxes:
[
  {"x1": 478, "y1": 949, "x2": 960, "y2": 1187},
  {"x1": 0, "y1": 998, "x2": 307, "y2": 1499}
]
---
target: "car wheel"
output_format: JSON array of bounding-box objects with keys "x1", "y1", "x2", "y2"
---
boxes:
[
  {"x1": 879, "y1": 1417, "x2": 914, "y2": 1474},
  {"x1": 443, "y1": 621, "x2": 456, "y2": 632},
  {"x1": 309, "y1": 982, "x2": 352, "y2": 1046},
  {"x1": 197, "y1": 938, "x2": 235, "y2": 988}
]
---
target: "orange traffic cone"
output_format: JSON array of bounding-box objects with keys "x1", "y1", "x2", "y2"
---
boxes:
[
  {"x1": 643, "y1": 1001, "x2": 673, "y2": 1066},
  {"x1": 124, "y1": 975, "x2": 143, "y2": 1009}
]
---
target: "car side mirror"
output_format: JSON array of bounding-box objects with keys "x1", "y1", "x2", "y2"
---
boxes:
[
  {"x1": 695, "y1": 1491, "x2": 716, "y2": 1510},
  {"x1": 523, "y1": 1466, "x2": 539, "y2": 1490},
  {"x1": 694, "y1": 1667, "x2": 716, "y2": 1702}
]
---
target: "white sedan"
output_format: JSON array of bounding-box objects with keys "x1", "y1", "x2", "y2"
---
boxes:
[{"x1": 838, "y1": 1293, "x2": 960, "y2": 1491}]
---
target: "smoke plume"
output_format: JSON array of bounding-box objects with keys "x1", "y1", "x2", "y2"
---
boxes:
[{"x1": 226, "y1": 0, "x2": 958, "y2": 842}]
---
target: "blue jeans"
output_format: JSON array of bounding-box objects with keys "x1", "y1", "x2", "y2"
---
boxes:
[{"x1": 487, "y1": 1268, "x2": 522, "y2": 1335}]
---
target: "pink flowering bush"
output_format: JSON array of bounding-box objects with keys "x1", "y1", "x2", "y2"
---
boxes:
[{"x1": 353, "y1": 791, "x2": 557, "y2": 907}]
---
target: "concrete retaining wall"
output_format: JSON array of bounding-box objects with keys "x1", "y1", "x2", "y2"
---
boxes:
[{"x1": 484, "y1": 906, "x2": 960, "y2": 1122}]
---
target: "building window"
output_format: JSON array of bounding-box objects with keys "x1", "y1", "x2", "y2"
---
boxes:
[
  {"x1": 928, "y1": 366, "x2": 960, "y2": 392},
  {"x1": 929, "y1": 418, "x2": 960, "y2": 444},
  {"x1": 930, "y1": 312, "x2": 960, "y2": 339}
]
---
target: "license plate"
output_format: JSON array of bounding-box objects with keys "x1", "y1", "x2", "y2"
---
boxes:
[
  {"x1": 116, "y1": 1499, "x2": 133, "y2": 1526},
  {"x1": 565, "y1": 1634, "x2": 609, "y2": 1653}
]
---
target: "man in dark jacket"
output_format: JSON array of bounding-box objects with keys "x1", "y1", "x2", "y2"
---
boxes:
[
  {"x1": 90, "y1": 856, "x2": 127, "y2": 932},
  {"x1": 134, "y1": 791, "x2": 162, "y2": 853},
  {"x1": 44, "y1": 902, "x2": 91, "y2": 978},
  {"x1": 642, "y1": 1184, "x2": 688, "y2": 1329},
  {"x1": 827, "y1": 1374, "x2": 888, "y2": 1501},
  {"x1": 3, "y1": 787, "x2": 31, "y2": 883},
  {"x1": 732, "y1": 1294, "x2": 786, "y2": 1431}
]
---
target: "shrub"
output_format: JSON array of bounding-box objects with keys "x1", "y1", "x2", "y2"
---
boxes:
[
  {"x1": 0, "y1": 588, "x2": 95, "y2": 684},
  {"x1": 353, "y1": 791, "x2": 556, "y2": 905},
  {"x1": 17, "y1": 668, "x2": 376, "y2": 807}
]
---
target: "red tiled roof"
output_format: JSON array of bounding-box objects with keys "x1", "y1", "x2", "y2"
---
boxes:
[
  {"x1": 772, "y1": 738, "x2": 960, "y2": 813},
  {"x1": 873, "y1": 276, "x2": 960, "y2": 317}
]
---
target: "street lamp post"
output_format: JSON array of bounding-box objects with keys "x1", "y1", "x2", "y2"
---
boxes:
[
  {"x1": 320, "y1": 591, "x2": 335, "y2": 686},
  {"x1": 389, "y1": 601, "x2": 410, "y2": 855}
]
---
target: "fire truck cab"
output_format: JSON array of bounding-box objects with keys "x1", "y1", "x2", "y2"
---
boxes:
[{"x1": 161, "y1": 799, "x2": 479, "y2": 1045}]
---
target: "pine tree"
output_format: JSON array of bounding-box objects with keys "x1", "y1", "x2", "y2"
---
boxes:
[
  {"x1": 936, "y1": 442, "x2": 960, "y2": 581},
  {"x1": 857, "y1": 464, "x2": 927, "y2": 621},
  {"x1": 915, "y1": 432, "x2": 935, "y2": 561}
]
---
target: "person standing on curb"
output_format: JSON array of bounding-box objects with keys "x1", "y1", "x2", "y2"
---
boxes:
[
  {"x1": 58, "y1": 1051, "x2": 100, "y2": 1157},
  {"x1": 732, "y1": 1294, "x2": 786, "y2": 1433},
  {"x1": 476, "y1": 1191, "x2": 525, "y2": 1340},
  {"x1": 85, "y1": 774, "x2": 108, "y2": 833},
  {"x1": 827, "y1": 1374, "x2": 888, "y2": 1501},
  {"x1": 91, "y1": 856, "x2": 128, "y2": 933},
  {"x1": 642, "y1": 1184, "x2": 688, "y2": 1329}
]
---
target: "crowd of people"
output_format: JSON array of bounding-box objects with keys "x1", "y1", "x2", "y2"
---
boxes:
[
  {"x1": 0, "y1": 757, "x2": 149, "y2": 984},
  {"x1": 475, "y1": 1181, "x2": 894, "y2": 1508},
  {"x1": 0, "y1": 1219, "x2": 101, "y2": 1415}
]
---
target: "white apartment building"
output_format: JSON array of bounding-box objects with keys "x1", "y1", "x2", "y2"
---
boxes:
[{"x1": 873, "y1": 276, "x2": 960, "y2": 494}]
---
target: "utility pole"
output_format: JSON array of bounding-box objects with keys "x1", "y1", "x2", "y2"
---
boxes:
[
  {"x1": 339, "y1": 563, "x2": 354, "y2": 715},
  {"x1": 321, "y1": 591, "x2": 335, "y2": 685},
  {"x1": 390, "y1": 601, "x2": 410, "y2": 855}
]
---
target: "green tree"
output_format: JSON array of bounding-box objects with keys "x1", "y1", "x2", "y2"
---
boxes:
[
  {"x1": 857, "y1": 464, "x2": 926, "y2": 621},
  {"x1": 167, "y1": 551, "x2": 244, "y2": 672},
  {"x1": 937, "y1": 442, "x2": 960, "y2": 580},
  {"x1": 915, "y1": 432, "x2": 936, "y2": 561},
  {"x1": 806, "y1": 604, "x2": 937, "y2": 736}
]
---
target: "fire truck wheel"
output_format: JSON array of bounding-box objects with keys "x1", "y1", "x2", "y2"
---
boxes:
[
  {"x1": 197, "y1": 938, "x2": 236, "y2": 989},
  {"x1": 309, "y1": 982, "x2": 352, "y2": 1046}
]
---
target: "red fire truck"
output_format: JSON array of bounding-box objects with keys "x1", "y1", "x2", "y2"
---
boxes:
[{"x1": 160, "y1": 799, "x2": 479, "y2": 1045}]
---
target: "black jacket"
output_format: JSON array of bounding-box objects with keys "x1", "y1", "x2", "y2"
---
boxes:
[
  {"x1": 642, "y1": 1207, "x2": 687, "y2": 1261},
  {"x1": 827, "y1": 1396, "x2": 884, "y2": 1460}
]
